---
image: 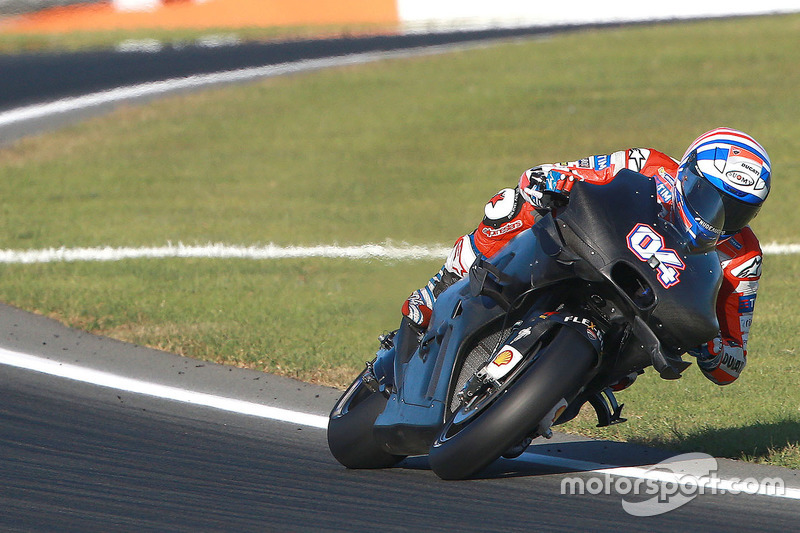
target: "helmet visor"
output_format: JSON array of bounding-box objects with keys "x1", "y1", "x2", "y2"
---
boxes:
[{"x1": 680, "y1": 155, "x2": 761, "y2": 234}]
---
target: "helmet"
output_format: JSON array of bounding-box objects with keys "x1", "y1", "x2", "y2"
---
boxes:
[{"x1": 672, "y1": 128, "x2": 771, "y2": 252}]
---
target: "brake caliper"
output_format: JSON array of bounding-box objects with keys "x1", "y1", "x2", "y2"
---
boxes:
[{"x1": 457, "y1": 368, "x2": 497, "y2": 406}]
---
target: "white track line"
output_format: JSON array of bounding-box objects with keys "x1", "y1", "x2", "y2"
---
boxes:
[
  {"x1": 0, "y1": 242, "x2": 796, "y2": 264},
  {"x1": 1, "y1": 345, "x2": 798, "y2": 500},
  {"x1": 762, "y1": 242, "x2": 800, "y2": 255},
  {"x1": 0, "y1": 243, "x2": 452, "y2": 263},
  {"x1": 0, "y1": 346, "x2": 328, "y2": 429}
]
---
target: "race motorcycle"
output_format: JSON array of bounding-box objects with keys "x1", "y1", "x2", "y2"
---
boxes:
[{"x1": 327, "y1": 169, "x2": 722, "y2": 480}]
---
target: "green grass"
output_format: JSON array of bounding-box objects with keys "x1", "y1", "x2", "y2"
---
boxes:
[
  {"x1": 0, "y1": 258, "x2": 441, "y2": 385},
  {"x1": 1, "y1": 14, "x2": 799, "y2": 466}
]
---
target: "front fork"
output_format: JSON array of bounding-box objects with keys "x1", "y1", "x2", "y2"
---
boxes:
[{"x1": 455, "y1": 314, "x2": 627, "y2": 444}]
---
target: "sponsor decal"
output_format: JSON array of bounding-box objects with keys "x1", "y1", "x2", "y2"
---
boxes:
[
  {"x1": 486, "y1": 345, "x2": 523, "y2": 380},
  {"x1": 493, "y1": 350, "x2": 514, "y2": 366},
  {"x1": 726, "y1": 171, "x2": 755, "y2": 187},
  {"x1": 655, "y1": 184, "x2": 672, "y2": 204},
  {"x1": 696, "y1": 217, "x2": 723, "y2": 235},
  {"x1": 482, "y1": 219, "x2": 523, "y2": 238},
  {"x1": 594, "y1": 155, "x2": 610, "y2": 170},
  {"x1": 447, "y1": 237, "x2": 470, "y2": 277},
  {"x1": 738, "y1": 294, "x2": 756, "y2": 313},
  {"x1": 654, "y1": 167, "x2": 674, "y2": 204},
  {"x1": 729, "y1": 145, "x2": 764, "y2": 166},
  {"x1": 627, "y1": 148, "x2": 649, "y2": 172},
  {"x1": 510, "y1": 327, "x2": 532, "y2": 343},
  {"x1": 731, "y1": 256, "x2": 762, "y2": 279},
  {"x1": 741, "y1": 162, "x2": 760, "y2": 174},
  {"x1": 484, "y1": 188, "x2": 518, "y2": 221},
  {"x1": 538, "y1": 313, "x2": 603, "y2": 343},
  {"x1": 723, "y1": 146, "x2": 767, "y2": 195},
  {"x1": 626, "y1": 224, "x2": 685, "y2": 288},
  {"x1": 735, "y1": 279, "x2": 758, "y2": 296},
  {"x1": 727, "y1": 236, "x2": 743, "y2": 250},
  {"x1": 657, "y1": 167, "x2": 673, "y2": 180},
  {"x1": 488, "y1": 192, "x2": 506, "y2": 207},
  {"x1": 721, "y1": 351, "x2": 745, "y2": 374},
  {"x1": 563, "y1": 315, "x2": 602, "y2": 342}
]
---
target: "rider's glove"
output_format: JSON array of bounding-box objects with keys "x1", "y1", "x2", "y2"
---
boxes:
[
  {"x1": 687, "y1": 336, "x2": 746, "y2": 385},
  {"x1": 544, "y1": 169, "x2": 578, "y2": 195},
  {"x1": 519, "y1": 167, "x2": 576, "y2": 208}
]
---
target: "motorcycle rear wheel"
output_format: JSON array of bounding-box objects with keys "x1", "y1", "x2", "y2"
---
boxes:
[
  {"x1": 327, "y1": 370, "x2": 406, "y2": 469},
  {"x1": 429, "y1": 326, "x2": 597, "y2": 480}
]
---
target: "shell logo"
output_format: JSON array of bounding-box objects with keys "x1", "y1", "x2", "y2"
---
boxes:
[{"x1": 492, "y1": 350, "x2": 514, "y2": 367}]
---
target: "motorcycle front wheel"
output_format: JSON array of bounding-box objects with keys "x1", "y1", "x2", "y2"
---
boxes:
[
  {"x1": 327, "y1": 369, "x2": 406, "y2": 469},
  {"x1": 429, "y1": 326, "x2": 597, "y2": 480}
]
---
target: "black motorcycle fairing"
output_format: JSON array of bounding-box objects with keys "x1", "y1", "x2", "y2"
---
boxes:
[
  {"x1": 374, "y1": 276, "x2": 509, "y2": 456},
  {"x1": 367, "y1": 170, "x2": 723, "y2": 458},
  {"x1": 551, "y1": 170, "x2": 723, "y2": 353},
  {"x1": 373, "y1": 226, "x2": 572, "y2": 456}
]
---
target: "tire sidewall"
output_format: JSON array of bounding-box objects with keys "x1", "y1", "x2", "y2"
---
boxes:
[
  {"x1": 429, "y1": 326, "x2": 597, "y2": 480},
  {"x1": 327, "y1": 374, "x2": 405, "y2": 469}
]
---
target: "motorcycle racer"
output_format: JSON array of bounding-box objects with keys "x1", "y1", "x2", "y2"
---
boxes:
[{"x1": 402, "y1": 128, "x2": 771, "y2": 386}]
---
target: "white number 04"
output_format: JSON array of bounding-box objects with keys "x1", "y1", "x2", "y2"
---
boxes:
[{"x1": 626, "y1": 224, "x2": 685, "y2": 288}]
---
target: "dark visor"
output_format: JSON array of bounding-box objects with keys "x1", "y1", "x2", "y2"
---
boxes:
[{"x1": 680, "y1": 154, "x2": 761, "y2": 234}]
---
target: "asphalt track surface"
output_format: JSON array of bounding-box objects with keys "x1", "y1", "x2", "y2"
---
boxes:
[
  {"x1": 2, "y1": 304, "x2": 799, "y2": 532},
  {"x1": 1, "y1": 27, "x2": 799, "y2": 531},
  {"x1": 0, "y1": 25, "x2": 579, "y2": 111},
  {"x1": 0, "y1": 27, "x2": 572, "y2": 144}
]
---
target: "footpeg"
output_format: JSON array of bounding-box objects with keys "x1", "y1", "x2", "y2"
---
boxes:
[
  {"x1": 362, "y1": 362, "x2": 380, "y2": 393},
  {"x1": 378, "y1": 330, "x2": 396, "y2": 350},
  {"x1": 363, "y1": 361, "x2": 391, "y2": 398}
]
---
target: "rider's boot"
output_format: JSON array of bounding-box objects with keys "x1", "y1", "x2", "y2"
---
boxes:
[
  {"x1": 393, "y1": 316, "x2": 424, "y2": 369},
  {"x1": 365, "y1": 316, "x2": 423, "y2": 396}
]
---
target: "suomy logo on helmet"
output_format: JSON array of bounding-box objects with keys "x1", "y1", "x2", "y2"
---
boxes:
[
  {"x1": 726, "y1": 171, "x2": 755, "y2": 187},
  {"x1": 722, "y1": 145, "x2": 765, "y2": 191}
]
